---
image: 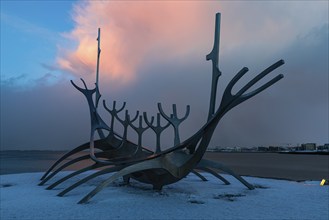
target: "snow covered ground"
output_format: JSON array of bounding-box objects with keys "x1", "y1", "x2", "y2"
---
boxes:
[{"x1": 1, "y1": 172, "x2": 328, "y2": 220}]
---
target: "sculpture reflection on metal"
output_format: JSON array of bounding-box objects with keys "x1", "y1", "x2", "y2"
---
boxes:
[{"x1": 39, "y1": 13, "x2": 285, "y2": 204}]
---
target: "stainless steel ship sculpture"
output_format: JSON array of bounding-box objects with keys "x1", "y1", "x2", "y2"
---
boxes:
[{"x1": 39, "y1": 13, "x2": 285, "y2": 204}]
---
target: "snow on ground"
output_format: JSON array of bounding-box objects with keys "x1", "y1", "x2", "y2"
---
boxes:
[{"x1": 1, "y1": 171, "x2": 328, "y2": 220}]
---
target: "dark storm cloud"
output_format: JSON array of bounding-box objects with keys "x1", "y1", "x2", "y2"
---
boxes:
[
  {"x1": 96, "y1": 22, "x2": 329, "y2": 149},
  {"x1": 1, "y1": 82, "x2": 90, "y2": 150},
  {"x1": 212, "y1": 23, "x2": 329, "y2": 147}
]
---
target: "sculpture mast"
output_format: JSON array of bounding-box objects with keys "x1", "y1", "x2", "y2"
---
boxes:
[
  {"x1": 207, "y1": 13, "x2": 221, "y2": 121},
  {"x1": 95, "y1": 28, "x2": 101, "y2": 108},
  {"x1": 95, "y1": 28, "x2": 105, "y2": 138}
]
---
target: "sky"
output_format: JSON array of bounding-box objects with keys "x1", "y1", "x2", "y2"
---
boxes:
[{"x1": 0, "y1": 1, "x2": 328, "y2": 151}]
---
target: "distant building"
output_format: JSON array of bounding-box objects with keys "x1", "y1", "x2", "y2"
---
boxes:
[
  {"x1": 318, "y1": 144, "x2": 329, "y2": 151},
  {"x1": 268, "y1": 146, "x2": 286, "y2": 152},
  {"x1": 268, "y1": 146, "x2": 279, "y2": 152},
  {"x1": 301, "y1": 143, "x2": 316, "y2": 151},
  {"x1": 233, "y1": 147, "x2": 242, "y2": 152},
  {"x1": 257, "y1": 146, "x2": 268, "y2": 152}
]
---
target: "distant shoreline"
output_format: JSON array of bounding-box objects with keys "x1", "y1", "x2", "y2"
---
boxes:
[
  {"x1": 279, "y1": 151, "x2": 329, "y2": 155},
  {"x1": 1, "y1": 149, "x2": 328, "y2": 155},
  {"x1": 207, "y1": 151, "x2": 329, "y2": 155},
  {"x1": 1, "y1": 151, "x2": 328, "y2": 181}
]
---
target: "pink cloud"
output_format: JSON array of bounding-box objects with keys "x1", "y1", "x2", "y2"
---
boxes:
[
  {"x1": 57, "y1": 1, "x2": 218, "y2": 86},
  {"x1": 57, "y1": 1, "x2": 328, "y2": 89}
]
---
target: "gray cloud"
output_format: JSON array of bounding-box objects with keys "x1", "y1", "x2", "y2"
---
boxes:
[{"x1": 1, "y1": 74, "x2": 28, "y2": 87}]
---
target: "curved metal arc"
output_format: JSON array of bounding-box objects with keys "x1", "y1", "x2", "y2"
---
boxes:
[
  {"x1": 40, "y1": 142, "x2": 91, "y2": 180},
  {"x1": 199, "y1": 159, "x2": 254, "y2": 190},
  {"x1": 103, "y1": 100, "x2": 127, "y2": 139},
  {"x1": 142, "y1": 114, "x2": 154, "y2": 129},
  {"x1": 58, "y1": 165, "x2": 124, "y2": 197},
  {"x1": 143, "y1": 112, "x2": 170, "y2": 153},
  {"x1": 88, "y1": 127, "x2": 153, "y2": 165},
  {"x1": 70, "y1": 79, "x2": 95, "y2": 94},
  {"x1": 157, "y1": 103, "x2": 172, "y2": 125},
  {"x1": 219, "y1": 60, "x2": 284, "y2": 111},
  {"x1": 191, "y1": 170, "x2": 208, "y2": 181},
  {"x1": 159, "y1": 113, "x2": 171, "y2": 129},
  {"x1": 144, "y1": 112, "x2": 171, "y2": 132},
  {"x1": 115, "y1": 110, "x2": 139, "y2": 126},
  {"x1": 103, "y1": 100, "x2": 126, "y2": 116},
  {"x1": 185, "y1": 137, "x2": 200, "y2": 154},
  {"x1": 114, "y1": 111, "x2": 130, "y2": 146},
  {"x1": 236, "y1": 59, "x2": 285, "y2": 97},
  {"x1": 46, "y1": 163, "x2": 102, "y2": 190},
  {"x1": 143, "y1": 112, "x2": 154, "y2": 128},
  {"x1": 101, "y1": 108, "x2": 129, "y2": 149},
  {"x1": 185, "y1": 62, "x2": 283, "y2": 158},
  {"x1": 127, "y1": 111, "x2": 140, "y2": 124},
  {"x1": 196, "y1": 166, "x2": 230, "y2": 185},
  {"x1": 39, "y1": 154, "x2": 91, "y2": 186},
  {"x1": 234, "y1": 74, "x2": 284, "y2": 107},
  {"x1": 114, "y1": 110, "x2": 126, "y2": 125},
  {"x1": 81, "y1": 78, "x2": 88, "y2": 89},
  {"x1": 71, "y1": 77, "x2": 109, "y2": 139},
  {"x1": 167, "y1": 104, "x2": 191, "y2": 124},
  {"x1": 40, "y1": 136, "x2": 119, "y2": 181},
  {"x1": 157, "y1": 103, "x2": 190, "y2": 145},
  {"x1": 181, "y1": 105, "x2": 190, "y2": 121},
  {"x1": 41, "y1": 148, "x2": 114, "y2": 185},
  {"x1": 117, "y1": 102, "x2": 126, "y2": 112},
  {"x1": 131, "y1": 115, "x2": 152, "y2": 153},
  {"x1": 223, "y1": 67, "x2": 249, "y2": 99},
  {"x1": 128, "y1": 113, "x2": 147, "y2": 132},
  {"x1": 78, "y1": 159, "x2": 164, "y2": 204},
  {"x1": 181, "y1": 119, "x2": 219, "y2": 171}
]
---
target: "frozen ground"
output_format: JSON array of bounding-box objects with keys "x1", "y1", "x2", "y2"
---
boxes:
[{"x1": 1, "y1": 172, "x2": 328, "y2": 220}]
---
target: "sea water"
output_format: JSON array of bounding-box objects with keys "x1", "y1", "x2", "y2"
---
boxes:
[{"x1": 0, "y1": 150, "x2": 88, "y2": 175}]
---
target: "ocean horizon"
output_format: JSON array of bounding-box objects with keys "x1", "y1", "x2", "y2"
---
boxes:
[{"x1": 1, "y1": 150, "x2": 328, "y2": 181}]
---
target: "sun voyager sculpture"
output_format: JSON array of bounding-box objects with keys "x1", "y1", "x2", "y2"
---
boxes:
[{"x1": 39, "y1": 13, "x2": 285, "y2": 204}]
